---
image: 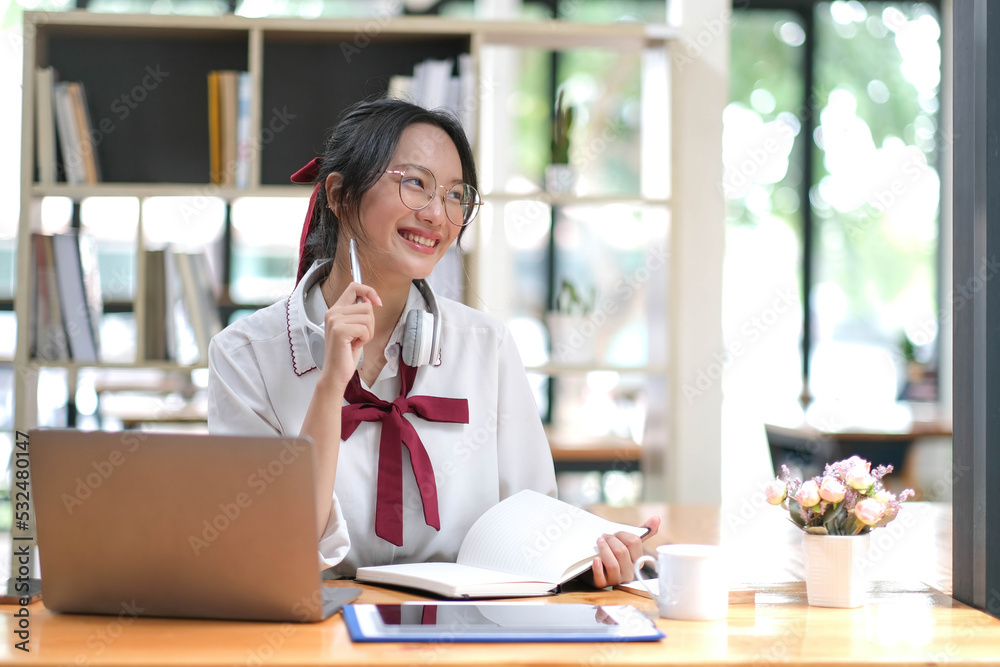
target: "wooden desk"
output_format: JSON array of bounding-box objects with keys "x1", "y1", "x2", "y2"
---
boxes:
[
  {"x1": 3, "y1": 578, "x2": 999, "y2": 666},
  {"x1": 549, "y1": 442, "x2": 641, "y2": 474},
  {"x1": 0, "y1": 502, "x2": 978, "y2": 665}
]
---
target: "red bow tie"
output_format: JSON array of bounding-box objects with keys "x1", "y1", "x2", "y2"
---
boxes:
[{"x1": 340, "y1": 362, "x2": 469, "y2": 546}]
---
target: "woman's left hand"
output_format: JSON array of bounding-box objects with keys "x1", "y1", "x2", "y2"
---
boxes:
[{"x1": 590, "y1": 516, "x2": 661, "y2": 588}]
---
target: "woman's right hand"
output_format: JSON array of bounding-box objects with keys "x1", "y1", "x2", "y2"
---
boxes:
[{"x1": 319, "y1": 282, "x2": 382, "y2": 391}]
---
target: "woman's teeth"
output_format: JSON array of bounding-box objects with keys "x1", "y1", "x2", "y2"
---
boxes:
[{"x1": 402, "y1": 232, "x2": 436, "y2": 247}]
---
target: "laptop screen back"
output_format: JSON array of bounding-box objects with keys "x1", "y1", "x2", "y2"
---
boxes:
[{"x1": 30, "y1": 429, "x2": 325, "y2": 622}]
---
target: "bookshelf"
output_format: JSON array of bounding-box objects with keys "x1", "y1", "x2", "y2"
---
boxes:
[
  {"x1": 12, "y1": 4, "x2": 738, "y2": 586},
  {"x1": 16, "y1": 10, "x2": 679, "y2": 441}
]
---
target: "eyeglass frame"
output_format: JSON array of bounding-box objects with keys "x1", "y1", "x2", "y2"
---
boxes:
[{"x1": 384, "y1": 166, "x2": 482, "y2": 227}]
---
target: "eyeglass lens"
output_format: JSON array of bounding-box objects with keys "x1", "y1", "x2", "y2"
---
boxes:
[{"x1": 397, "y1": 165, "x2": 479, "y2": 226}]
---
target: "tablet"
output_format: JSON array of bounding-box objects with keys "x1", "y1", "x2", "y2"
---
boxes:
[{"x1": 343, "y1": 603, "x2": 665, "y2": 642}]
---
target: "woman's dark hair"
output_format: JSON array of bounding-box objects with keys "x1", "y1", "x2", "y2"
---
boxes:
[{"x1": 302, "y1": 97, "x2": 478, "y2": 269}]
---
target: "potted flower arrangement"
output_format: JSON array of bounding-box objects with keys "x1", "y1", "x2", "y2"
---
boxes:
[{"x1": 764, "y1": 456, "x2": 914, "y2": 608}]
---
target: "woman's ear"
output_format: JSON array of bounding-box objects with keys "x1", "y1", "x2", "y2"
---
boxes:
[{"x1": 324, "y1": 172, "x2": 344, "y2": 217}]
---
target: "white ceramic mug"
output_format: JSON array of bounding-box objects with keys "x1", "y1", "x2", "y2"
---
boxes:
[{"x1": 634, "y1": 544, "x2": 728, "y2": 621}]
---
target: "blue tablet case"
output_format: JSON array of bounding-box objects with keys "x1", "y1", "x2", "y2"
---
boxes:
[{"x1": 343, "y1": 604, "x2": 665, "y2": 643}]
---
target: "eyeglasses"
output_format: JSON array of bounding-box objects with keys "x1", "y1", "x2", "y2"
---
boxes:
[{"x1": 385, "y1": 166, "x2": 482, "y2": 227}]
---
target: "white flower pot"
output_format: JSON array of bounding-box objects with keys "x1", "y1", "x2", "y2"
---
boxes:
[
  {"x1": 545, "y1": 164, "x2": 577, "y2": 195},
  {"x1": 547, "y1": 313, "x2": 597, "y2": 365},
  {"x1": 801, "y1": 533, "x2": 870, "y2": 608}
]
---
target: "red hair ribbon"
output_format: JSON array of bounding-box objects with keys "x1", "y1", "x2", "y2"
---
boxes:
[{"x1": 291, "y1": 157, "x2": 323, "y2": 284}]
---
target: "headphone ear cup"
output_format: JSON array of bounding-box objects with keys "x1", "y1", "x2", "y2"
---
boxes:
[
  {"x1": 307, "y1": 330, "x2": 325, "y2": 370},
  {"x1": 401, "y1": 309, "x2": 435, "y2": 367}
]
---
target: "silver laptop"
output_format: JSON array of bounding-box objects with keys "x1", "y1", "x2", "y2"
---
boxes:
[{"x1": 29, "y1": 428, "x2": 359, "y2": 622}]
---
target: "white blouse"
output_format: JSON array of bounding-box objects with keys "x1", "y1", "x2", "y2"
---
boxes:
[{"x1": 208, "y1": 260, "x2": 557, "y2": 576}]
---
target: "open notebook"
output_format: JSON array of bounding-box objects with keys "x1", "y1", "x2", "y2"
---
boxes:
[{"x1": 355, "y1": 490, "x2": 649, "y2": 598}]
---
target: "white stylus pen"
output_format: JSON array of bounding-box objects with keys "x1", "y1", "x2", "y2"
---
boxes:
[
  {"x1": 349, "y1": 238, "x2": 365, "y2": 367},
  {"x1": 349, "y1": 238, "x2": 363, "y2": 301}
]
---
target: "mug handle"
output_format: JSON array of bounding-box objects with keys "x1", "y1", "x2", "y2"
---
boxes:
[{"x1": 633, "y1": 554, "x2": 658, "y2": 598}]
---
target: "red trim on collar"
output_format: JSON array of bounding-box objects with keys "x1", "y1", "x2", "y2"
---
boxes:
[{"x1": 286, "y1": 294, "x2": 317, "y2": 377}]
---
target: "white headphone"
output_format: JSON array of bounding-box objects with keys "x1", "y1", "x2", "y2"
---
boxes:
[{"x1": 300, "y1": 263, "x2": 441, "y2": 370}]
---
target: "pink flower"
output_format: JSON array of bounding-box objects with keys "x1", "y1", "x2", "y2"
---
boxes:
[
  {"x1": 873, "y1": 490, "x2": 895, "y2": 504},
  {"x1": 764, "y1": 479, "x2": 787, "y2": 505},
  {"x1": 845, "y1": 460, "x2": 875, "y2": 491},
  {"x1": 818, "y1": 476, "x2": 847, "y2": 503},
  {"x1": 795, "y1": 480, "x2": 821, "y2": 508},
  {"x1": 853, "y1": 498, "x2": 886, "y2": 526}
]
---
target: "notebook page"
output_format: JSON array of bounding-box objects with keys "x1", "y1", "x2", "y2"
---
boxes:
[
  {"x1": 456, "y1": 490, "x2": 645, "y2": 583},
  {"x1": 364, "y1": 562, "x2": 541, "y2": 587}
]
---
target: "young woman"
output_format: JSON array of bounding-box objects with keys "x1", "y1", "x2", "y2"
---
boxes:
[{"x1": 208, "y1": 98, "x2": 657, "y2": 586}]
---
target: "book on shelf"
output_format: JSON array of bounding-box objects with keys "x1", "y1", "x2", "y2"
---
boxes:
[
  {"x1": 173, "y1": 250, "x2": 222, "y2": 362},
  {"x1": 353, "y1": 489, "x2": 649, "y2": 599},
  {"x1": 35, "y1": 67, "x2": 57, "y2": 184},
  {"x1": 235, "y1": 71, "x2": 252, "y2": 189},
  {"x1": 31, "y1": 233, "x2": 69, "y2": 361},
  {"x1": 69, "y1": 82, "x2": 101, "y2": 184},
  {"x1": 48, "y1": 232, "x2": 102, "y2": 363},
  {"x1": 143, "y1": 248, "x2": 169, "y2": 361},
  {"x1": 208, "y1": 70, "x2": 250, "y2": 187},
  {"x1": 143, "y1": 247, "x2": 222, "y2": 363},
  {"x1": 386, "y1": 55, "x2": 475, "y2": 143},
  {"x1": 208, "y1": 71, "x2": 221, "y2": 185},
  {"x1": 51, "y1": 79, "x2": 100, "y2": 185}
]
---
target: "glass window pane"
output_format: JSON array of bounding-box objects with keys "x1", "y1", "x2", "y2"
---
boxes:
[
  {"x1": 483, "y1": 46, "x2": 643, "y2": 197},
  {"x1": 230, "y1": 197, "x2": 305, "y2": 304},
  {"x1": 81, "y1": 197, "x2": 141, "y2": 302},
  {"x1": 556, "y1": 50, "x2": 643, "y2": 197},
  {"x1": 100, "y1": 312, "x2": 137, "y2": 364},
  {"x1": 0, "y1": 312, "x2": 15, "y2": 359},
  {"x1": 142, "y1": 196, "x2": 225, "y2": 248},
  {"x1": 551, "y1": 204, "x2": 667, "y2": 368},
  {"x1": 550, "y1": 369, "x2": 649, "y2": 442},
  {"x1": 41, "y1": 196, "x2": 73, "y2": 234},
  {"x1": 724, "y1": 9, "x2": 807, "y2": 412},
  {"x1": 0, "y1": 238, "x2": 14, "y2": 301},
  {"x1": 811, "y1": 2, "x2": 940, "y2": 404},
  {"x1": 88, "y1": 0, "x2": 227, "y2": 14},
  {"x1": 556, "y1": 0, "x2": 665, "y2": 24}
]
